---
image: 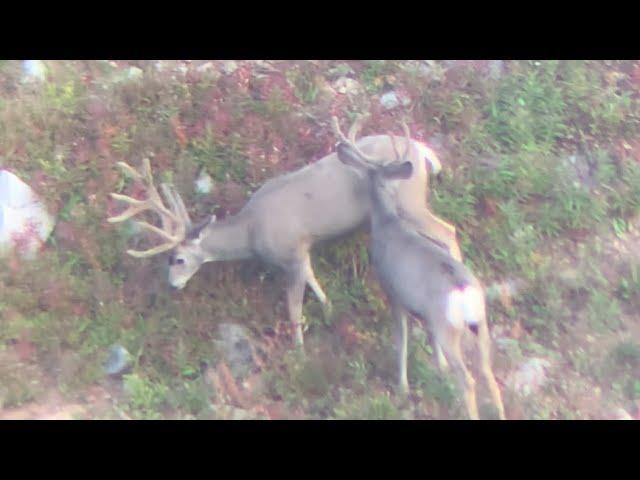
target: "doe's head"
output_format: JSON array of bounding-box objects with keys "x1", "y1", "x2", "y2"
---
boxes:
[{"x1": 331, "y1": 115, "x2": 416, "y2": 203}]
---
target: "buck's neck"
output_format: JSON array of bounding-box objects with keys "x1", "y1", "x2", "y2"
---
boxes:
[{"x1": 199, "y1": 212, "x2": 253, "y2": 262}]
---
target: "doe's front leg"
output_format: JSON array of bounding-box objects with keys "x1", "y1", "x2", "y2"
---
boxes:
[{"x1": 392, "y1": 303, "x2": 410, "y2": 397}]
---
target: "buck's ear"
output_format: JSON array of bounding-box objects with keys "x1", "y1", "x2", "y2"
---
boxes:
[
  {"x1": 186, "y1": 215, "x2": 215, "y2": 242},
  {"x1": 336, "y1": 143, "x2": 369, "y2": 172},
  {"x1": 380, "y1": 161, "x2": 413, "y2": 180}
]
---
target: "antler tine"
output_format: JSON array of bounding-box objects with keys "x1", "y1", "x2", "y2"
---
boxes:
[
  {"x1": 126, "y1": 242, "x2": 180, "y2": 258},
  {"x1": 347, "y1": 114, "x2": 369, "y2": 144},
  {"x1": 330, "y1": 115, "x2": 379, "y2": 165},
  {"x1": 400, "y1": 120, "x2": 412, "y2": 161},
  {"x1": 387, "y1": 120, "x2": 413, "y2": 163},
  {"x1": 331, "y1": 116, "x2": 350, "y2": 144},
  {"x1": 134, "y1": 220, "x2": 182, "y2": 243},
  {"x1": 389, "y1": 135, "x2": 402, "y2": 162},
  {"x1": 123, "y1": 220, "x2": 182, "y2": 258},
  {"x1": 107, "y1": 193, "x2": 149, "y2": 223},
  {"x1": 115, "y1": 161, "x2": 144, "y2": 180},
  {"x1": 108, "y1": 158, "x2": 188, "y2": 258},
  {"x1": 161, "y1": 183, "x2": 192, "y2": 228},
  {"x1": 142, "y1": 157, "x2": 154, "y2": 184}
]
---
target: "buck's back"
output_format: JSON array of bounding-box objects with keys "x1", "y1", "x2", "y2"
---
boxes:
[{"x1": 243, "y1": 135, "x2": 432, "y2": 241}]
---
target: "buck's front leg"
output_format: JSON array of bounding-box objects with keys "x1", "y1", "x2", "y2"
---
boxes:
[
  {"x1": 286, "y1": 269, "x2": 307, "y2": 349},
  {"x1": 303, "y1": 255, "x2": 333, "y2": 321}
]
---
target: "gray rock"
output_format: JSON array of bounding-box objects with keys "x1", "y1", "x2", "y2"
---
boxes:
[
  {"x1": 332, "y1": 77, "x2": 361, "y2": 96},
  {"x1": 327, "y1": 63, "x2": 355, "y2": 80},
  {"x1": 400, "y1": 61, "x2": 446, "y2": 83},
  {"x1": 126, "y1": 66, "x2": 143, "y2": 80},
  {"x1": 495, "y1": 337, "x2": 521, "y2": 351},
  {"x1": 563, "y1": 153, "x2": 596, "y2": 190},
  {"x1": 380, "y1": 91, "x2": 410, "y2": 111},
  {"x1": 215, "y1": 404, "x2": 266, "y2": 420},
  {"x1": 380, "y1": 91, "x2": 400, "y2": 110},
  {"x1": 216, "y1": 323, "x2": 257, "y2": 379},
  {"x1": 220, "y1": 61, "x2": 239, "y2": 76},
  {"x1": 488, "y1": 60, "x2": 505, "y2": 80},
  {"x1": 485, "y1": 278, "x2": 527, "y2": 303},
  {"x1": 508, "y1": 357, "x2": 551, "y2": 396},
  {"x1": 104, "y1": 344, "x2": 133, "y2": 376}
]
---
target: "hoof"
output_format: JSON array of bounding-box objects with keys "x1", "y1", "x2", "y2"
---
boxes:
[{"x1": 322, "y1": 301, "x2": 334, "y2": 320}]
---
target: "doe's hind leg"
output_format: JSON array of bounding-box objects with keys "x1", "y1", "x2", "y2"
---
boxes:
[
  {"x1": 477, "y1": 320, "x2": 506, "y2": 419},
  {"x1": 439, "y1": 326, "x2": 479, "y2": 420}
]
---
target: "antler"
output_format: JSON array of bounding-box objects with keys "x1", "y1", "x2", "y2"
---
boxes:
[
  {"x1": 108, "y1": 158, "x2": 191, "y2": 258},
  {"x1": 388, "y1": 120, "x2": 412, "y2": 163},
  {"x1": 331, "y1": 114, "x2": 380, "y2": 166},
  {"x1": 331, "y1": 115, "x2": 414, "y2": 166}
]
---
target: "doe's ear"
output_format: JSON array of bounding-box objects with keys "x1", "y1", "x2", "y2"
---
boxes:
[
  {"x1": 380, "y1": 161, "x2": 413, "y2": 180},
  {"x1": 336, "y1": 143, "x2": 370, "y2": 172}
]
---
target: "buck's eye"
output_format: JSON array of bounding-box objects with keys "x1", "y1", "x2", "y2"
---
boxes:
[{"x1": 169, "y1": 255, "x2": 185, "y2": 266}]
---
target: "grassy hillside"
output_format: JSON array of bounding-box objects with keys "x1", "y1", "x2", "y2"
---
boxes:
[{"x1": 1, "y1": 60, "x2": 639, "y2": 419}]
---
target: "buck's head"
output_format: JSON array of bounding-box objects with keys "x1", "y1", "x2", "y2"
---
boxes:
[
  {"x1": 166, "y1": 215, "x2": 216, "y2": 290},
  {"x1": 108, "y1": 158, "x2": 211, "y2": 291}
]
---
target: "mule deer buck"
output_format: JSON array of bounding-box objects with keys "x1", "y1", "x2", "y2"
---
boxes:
[
  {"x1": 332, "y1": 117, "x2": 505, "y2": 420},
  {"x1": 107, "y1": 115, "x2": 460, "y2": 349}
]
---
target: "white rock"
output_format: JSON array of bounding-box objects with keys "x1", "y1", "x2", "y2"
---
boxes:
[
  {"x1": 0, "y1": 170, "x2": 55, "y2": 259},
  {"x1": 22, "y1": 60, "x2": 47, "y2": 82},
  {"x1": 195, "y1": 170, "x2": 214, "y2": 194}
]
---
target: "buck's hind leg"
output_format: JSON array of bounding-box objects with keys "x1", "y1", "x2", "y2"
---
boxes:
[{"x1": 302, "y1": 255, "x2": 333, "y2": 320}]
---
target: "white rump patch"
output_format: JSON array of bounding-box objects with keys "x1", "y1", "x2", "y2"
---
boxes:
[
  {"x1": 445, "y1": 286, "x2": 484, "y2": 329},
  {"x1": 414, "y1": 142, "x2": 442, "y2": 175}
]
